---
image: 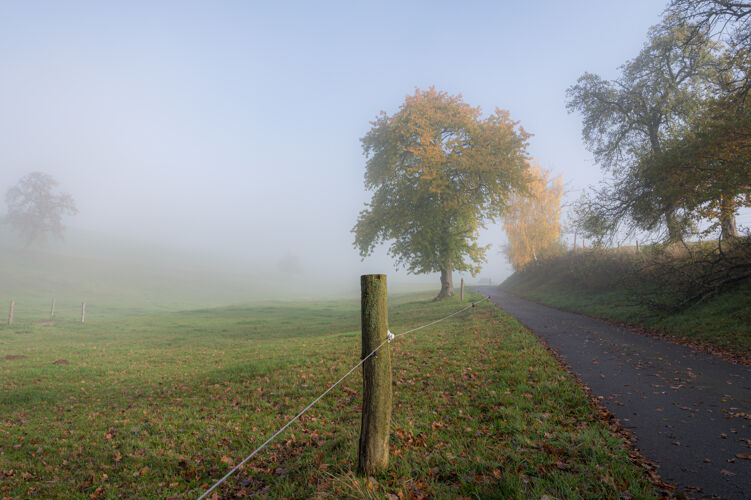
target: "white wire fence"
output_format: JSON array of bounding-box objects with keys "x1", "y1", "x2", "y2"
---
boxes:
[{"x1": 197, "y1": 296, "x2": 490, "y2": 500}]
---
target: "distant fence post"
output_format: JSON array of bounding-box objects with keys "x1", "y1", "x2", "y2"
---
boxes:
[
  {"x1": 81, "y1": 302, "x2": 86, "y2": 324},
  {"x1": 636, "y1": 240, "x2": 640, "y2": 253},
  {"x1": 8, "y1": 300, "x2": 14, "y2": 326},
  {"x1": 460, "y1": 278, "x2": 464, "y2": 302},
  {"x1": 358, "y1": 274, "x2": 391, "y2": 476},
  {"x1": 50, "y1": 297, "x2": 55, "y2": 320}
]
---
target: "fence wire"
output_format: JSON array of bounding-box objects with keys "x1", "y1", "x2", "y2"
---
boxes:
[{"x1": 196, "y1": 295, "x2": 490, "y2": 500}]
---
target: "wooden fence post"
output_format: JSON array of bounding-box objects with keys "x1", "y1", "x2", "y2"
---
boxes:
[
  {"x1": 8, "y1": 300, "x2": 14, "y2": 326},
  {"x1": 81, "y1": 302, "x2": 86, "y2": 324},
  {"x1": 358, "y1": 274, "x2": 391, "y2": 476},
  {"x1": 50, "y1": 297, "x2": 56, "y2": 320},
  {"x1": 636, "y1": 240, "x2": 640, "y2": 253},
  {"x1": 460, "y1": 278, "x2": 464, "y2": 302}
]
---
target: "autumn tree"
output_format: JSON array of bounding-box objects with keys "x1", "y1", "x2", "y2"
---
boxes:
[
  {"x1": 567, "y1": 18, "x2": 720, "y2": 242},
  {"x1": 635, "y1": 95, "x2": 751, "y2": 239},
  {"x1": 650, "y1": 1, "x2": 751, "y2": 238},
  {"x1": 502, "y1": 162, "x2": 563, "y2": 271},
  {"x1": 4, "y1": 172, "x2": 78, "y2": 246},
  {"x1": 353, "y1": 88, "x2": 530, "y2": 299}
]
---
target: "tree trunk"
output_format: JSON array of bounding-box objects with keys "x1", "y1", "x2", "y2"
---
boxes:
[
  {"x1": 435, "y1": 266, "x2": 454, "y2": 300},
  {"x1": 651, "y1": 129, "x2": 684, "y2": 244},
  {"x1": 720, "y1": 195, "x2": 739, "y2": 240},
  {"x1": 665, "y1": 210, "x2": 682, "y2": 243}
]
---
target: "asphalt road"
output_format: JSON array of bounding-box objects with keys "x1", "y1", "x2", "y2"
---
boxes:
[{"x1": 478, "y1": 288, "x2": 751, "y2": 499}]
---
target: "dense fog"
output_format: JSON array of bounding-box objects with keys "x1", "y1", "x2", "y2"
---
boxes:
[{"x1": 0, "y1": 1, "x2": 693, "y2": 301}]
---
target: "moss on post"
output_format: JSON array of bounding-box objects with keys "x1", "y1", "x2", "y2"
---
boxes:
[{"x1": 358, "y1": 274, "x2": 392, "y2": 476}]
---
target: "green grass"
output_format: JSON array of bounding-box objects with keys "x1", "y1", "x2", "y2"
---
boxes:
[
  {"x1": 502, "y1": 253, "x2": 751, "y2": 355},
  {"x1": 0, "y1": 292, "x2": 657, "y2": 499}
]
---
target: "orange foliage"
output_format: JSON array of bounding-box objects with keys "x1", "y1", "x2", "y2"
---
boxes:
[{"x1": 503, "y1": 163, "x2": 563, "y2": 271}]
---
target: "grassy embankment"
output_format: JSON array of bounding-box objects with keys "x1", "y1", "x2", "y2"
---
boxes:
[
  {"x1": 501, "y1": 246, "x2": 751, "y2": 356},
  {"x1": 0, "y1": 291, "x2": 658, "y2": 499}
]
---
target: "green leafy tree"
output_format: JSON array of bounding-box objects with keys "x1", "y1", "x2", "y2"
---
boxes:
[
  {"x1": 637, "y1": 96, "x2": 751, "y2": 239},
  {"x1": 567, "y1": 18, "x2": 720, "y2": 242},
  {"x1": 5, "y1": 172, "x2": 78, "y2": 246},
  {"x1": 353, "y1": 88, "x2": 530, "y2": 299},
  {"x1": 654, "y1": 1, "x2": 751, "y2": 238}
]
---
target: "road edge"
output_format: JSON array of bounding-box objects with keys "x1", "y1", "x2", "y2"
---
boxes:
[{"x1": 500, "y1": 288, "x2": 751, "y2": 368}]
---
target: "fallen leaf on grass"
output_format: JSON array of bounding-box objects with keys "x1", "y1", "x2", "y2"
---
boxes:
[{"x1": 132, "y1": 466, "x2": 149, "y2": 477}]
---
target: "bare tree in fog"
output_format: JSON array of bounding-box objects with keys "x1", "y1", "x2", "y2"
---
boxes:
[{"x1": 4, "y1": 172, "x2": 78, "y2": 247}]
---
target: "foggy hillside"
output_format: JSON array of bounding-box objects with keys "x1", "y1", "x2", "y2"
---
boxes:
[
  {"x1": 0, "y1": 224, "x2": 450, "y2": 317},
  {"x1": 0, "y1": 224, "x2": 355, "y2": 314}
]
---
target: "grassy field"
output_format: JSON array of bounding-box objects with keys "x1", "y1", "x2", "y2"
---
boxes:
[
  {"x1": 501, "y1": 249, "x2": 751, "y2": 356},
  {"x1": 0, "y1": 291, "x2": 658, "y2": 499}
]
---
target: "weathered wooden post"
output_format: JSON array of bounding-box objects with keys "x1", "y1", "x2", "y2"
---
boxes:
[
  {"x1": 81, "y1": 302, "x2": 86, "y2": 324},
  {"x1": 358, "y1": 274, "x2": 391, "y2": 476},
  {"x1": 50, "y1": 297, "x2": 55, "y2": 320},
  {"x1": 460, "y1": 278, "x2": 464, "y2": 302},
  {"x1": 636, "y1": 240, "x2": 640, "y2": 253},
  {"x1": 8, "y1": 300, "x2": 14, "y2": 326}
]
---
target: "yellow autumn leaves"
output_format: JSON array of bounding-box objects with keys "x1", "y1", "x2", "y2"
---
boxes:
[{"x1": 503, "y1": 162, "x2": 563, "y2": 271}]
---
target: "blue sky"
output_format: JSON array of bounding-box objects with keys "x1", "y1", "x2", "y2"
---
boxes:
[{"x1": 0, "y1": 1, "x2": 675, "y2": 286}]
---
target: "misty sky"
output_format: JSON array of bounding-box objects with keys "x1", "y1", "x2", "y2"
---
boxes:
[{"x1": 1, "y1": 1, "x2": 692, "y2": 285}]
